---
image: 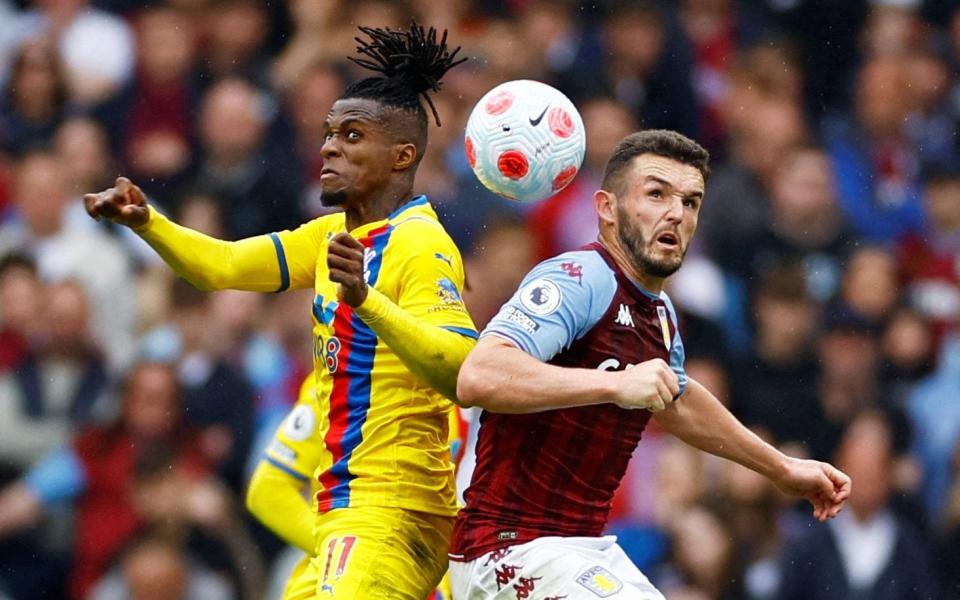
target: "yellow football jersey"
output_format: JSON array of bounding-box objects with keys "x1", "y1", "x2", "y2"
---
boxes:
[{"x1": 269, "y1": 196, "x2": 476, "y2": 517}]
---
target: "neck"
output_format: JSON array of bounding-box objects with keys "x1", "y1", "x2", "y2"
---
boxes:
[
  {"x1": 343, "y1": 183, "x2": 414, "y2": 231},
  {"x1": 598, "y1": 229, "x2": 664, "y2": 295}
]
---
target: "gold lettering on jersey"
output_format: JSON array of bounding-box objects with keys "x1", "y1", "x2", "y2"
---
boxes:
[{"x1": 657, "y1": 306, "x2": 672, "y2": 351}]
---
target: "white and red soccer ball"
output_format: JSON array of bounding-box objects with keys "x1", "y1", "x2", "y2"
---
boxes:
[{"x1": 464, "y1": 80, "x2": 586, "y2": 203}]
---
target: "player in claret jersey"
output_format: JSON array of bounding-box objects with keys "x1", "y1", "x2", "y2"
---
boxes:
[
  {"x1": 86, "y1": 22, "x2": 477, "y2": 600},
  {"x1": 449, "y1": 130, "x2": 852, "y2": 599}
]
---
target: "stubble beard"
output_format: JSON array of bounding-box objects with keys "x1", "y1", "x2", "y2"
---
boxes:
[{"x1": 617, "y1": 210, "x2": 685, "y2": 279}]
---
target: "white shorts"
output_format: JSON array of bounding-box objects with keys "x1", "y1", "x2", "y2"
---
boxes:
[{"x1": 449, "y1": 535, "x2": 665, "y2": 599}]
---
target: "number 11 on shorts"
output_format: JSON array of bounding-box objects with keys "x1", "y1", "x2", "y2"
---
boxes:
[{"x1": 320, "y1": 536, "x2": 357, "y2": 593}]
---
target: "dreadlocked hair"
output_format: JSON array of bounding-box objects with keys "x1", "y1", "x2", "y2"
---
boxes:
[{"x1": 344, "y1": 22, "x2": 466, "y2": 127}]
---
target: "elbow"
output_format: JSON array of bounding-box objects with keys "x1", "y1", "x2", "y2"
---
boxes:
[
  {"x1": 456, "y1": 364, "x2": 493, "y2": 409},
  {"x1": 244, "y1": 477, "x2": 267, "y2": 520}
]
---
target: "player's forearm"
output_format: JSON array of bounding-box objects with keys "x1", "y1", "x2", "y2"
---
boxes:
[
  {"x1": 457, "y1": 336, "x2": 620, "y2": 413},
  {"x1": 136, "y1": 207, "x2": 283, "y2": 292},
  {"x1": 354, "y1": 288, "x2": 475, "y2": 402},
  {"x1": 245, "y1": 462, "x2": 315, "y2": 553},
  {"x1": 0, "y1": 482, "x2": 43, "y2": 538},
  {"x1": 653, "y1": 378, "x2": 788, "y2": 480}
]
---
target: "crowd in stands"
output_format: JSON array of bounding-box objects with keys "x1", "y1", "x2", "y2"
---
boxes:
[{"x1": 0, "y1": 0, "x2": 959, "y2": 598}]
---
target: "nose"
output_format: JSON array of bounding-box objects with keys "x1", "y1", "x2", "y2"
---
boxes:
[
  {"x1": 320, "y1": 136, "x2": 341, "y2": 160},
  {"x1": 664, "y1": 196, "x2": 684, "y2": 223}
]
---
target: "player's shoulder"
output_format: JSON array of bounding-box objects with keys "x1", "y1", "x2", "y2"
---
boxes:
[
  {"x1": 390, "y1": 206, "x2": 460, "y2": 254},
  {"x1": 527, "y1": 248, "x2": 616, "y2": 292}
]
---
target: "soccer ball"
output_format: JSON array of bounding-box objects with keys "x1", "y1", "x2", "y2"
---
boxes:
[{"x1": 464, "y1": 80, "x2": 586, "y2": 203}]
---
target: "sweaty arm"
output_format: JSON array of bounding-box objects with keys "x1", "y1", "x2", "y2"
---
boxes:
[
  {"x1": 457, "y1": 251, "x2": 685, "y2": 413},
  {"x1": 135, "y1": 207, "x2": 320, "y2": 292},
  {"x1": 652, "y1": 378, "x2": 788, "y2": 479}
]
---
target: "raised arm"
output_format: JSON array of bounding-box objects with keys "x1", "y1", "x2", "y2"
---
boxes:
[
  {"x1": 653, "y1": 378, "x2": 851, "y2": 521},
  {"x1": 457, "y1": 335, "x2": 679, "y2": 413},
  {"x1": 85, "y1": 177, "x2": 312, "y2": 292}
]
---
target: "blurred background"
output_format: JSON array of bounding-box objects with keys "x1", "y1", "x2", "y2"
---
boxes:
[{"x1": 0, "y1": 0, "x2": 958, "y2": 598}]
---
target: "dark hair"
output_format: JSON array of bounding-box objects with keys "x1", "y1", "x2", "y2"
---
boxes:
[
  {"x1": 601, "y1": 130, "x2": 710, "y2": 194},
  {"x1": 343, "y1": 22, "x2": 466, "y2": 128}
]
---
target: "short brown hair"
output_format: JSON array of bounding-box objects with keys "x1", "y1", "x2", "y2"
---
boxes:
[{"x1": 601, "y1": 130, "x2": 710, "y2": 195}]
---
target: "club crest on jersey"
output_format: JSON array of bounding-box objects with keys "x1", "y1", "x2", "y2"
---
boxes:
[
  {"x1": 520, "y1": 278, "x2": 562, "y2": 315},
  {"x1": 656, "y1": 306, "x2": 672, "y2": 350},
  {"x1": 436, "y1": 278, "x2": 463, "y2": 304},
  {"x1": 576, "y1": 566, "x2": 623, "y2": 597}
]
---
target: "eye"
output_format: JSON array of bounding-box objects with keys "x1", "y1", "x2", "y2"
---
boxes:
[
  {"x1": 649, "y1": 189, "x2": 662, "y2": 199},
  {"x1": 347, "y1": 130, "x2": 361, "y2": 141},
  {"x1": 323, "y1": 131, "x2": 333, "y2": 141}
]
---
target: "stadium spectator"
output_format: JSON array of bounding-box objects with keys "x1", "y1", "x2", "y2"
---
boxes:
[
  {"x1": 0, "y1": 254, "x2": 42, "y2": 373},
  {"x1": 0, "y1": 281, "x2": 110, "y2": 478},
  {"x1": 0, "y1": 37, "x2": 68, "y2": 153},
  {"x1": 192, "y1": 77, "x2": 303, "y2": 238},
  {"x1": 778, "y1": 409, "x2": 937, "y2": 600},
  {"x1": 0, "y1": 150, "x2": 137, "y2": 372},
  {"x1": 94, "y1": 4, "x2": 199, "y2": 193},
  {"x1": 0, "y1": 362, "x2": 212, "y2": 600},
  {"x1": 89, "y1": 533, "x2": 233, "y2": 600}
]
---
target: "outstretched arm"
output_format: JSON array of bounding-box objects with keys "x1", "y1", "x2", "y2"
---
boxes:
[
  {"x1": 456, "y1": 335, "x2": 680, "y2": 413},
  {"x1": 652, "y1": 378, "x2": 851, "y2": 522},
  {"x1": 85, "y1": 177, "x2": 311, "y2": 292}
]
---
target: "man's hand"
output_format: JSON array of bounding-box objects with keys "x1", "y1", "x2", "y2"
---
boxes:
[
  {"x1": 774, "y1": 457, "x2": 851, "y2": 522},
  {"x1": 614, "y1": 358, "x2": 679, "y2": 412},
  {"x1": 83, "y1": 176, "x2": 150, "y2": 229},
  {"x1": 328, "y1": 232, "x2": 368, "y2": 307}
]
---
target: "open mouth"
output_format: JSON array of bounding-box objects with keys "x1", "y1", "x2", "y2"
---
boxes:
[{"x1": 656, "y1": 231, "x2": 680, "y2": 248}]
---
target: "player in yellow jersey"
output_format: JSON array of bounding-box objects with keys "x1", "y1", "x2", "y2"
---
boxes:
[
  {"x1": 246, "y1": 374, "x2": 462, "y2": 599},
  {"x1": 85, "y1": 23, "x2": 475, "y2": 599}
]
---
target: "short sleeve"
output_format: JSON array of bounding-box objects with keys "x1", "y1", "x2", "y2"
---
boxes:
[
  {"x1": 661, "y1": 293, "x2": 688, "y2": 396},
  {"x1": 273, "y1": 217, "x2": 335, "y2": 291},
  {"x1": 23, "y1": 446, "x2": 88, "y2": 505},
  {"x1": 393, "y1": 220, "x2": 478, "y2": 338},
  {"x1": 262, "y1": 379, "x2": 327, "y2": 481},
  {"x1": 483, "y1": 251, "x2": 616, "y2": 362}
]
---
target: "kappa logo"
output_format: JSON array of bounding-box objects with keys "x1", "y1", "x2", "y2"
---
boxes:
[
  {"x1": 494, "y1": 564, "x2": 521, "y2": 591},
  {"x1": 614, "y1": 304, "x2": 634, "y2": 327},
  {"x1": 561, "y1": 261, "x2": 583, "y2": 284},
  {"x1": 576, "y1": 566, "x2": 623, "y2": 597}
]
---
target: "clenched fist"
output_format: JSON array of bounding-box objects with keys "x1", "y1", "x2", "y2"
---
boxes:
[
  {"x1": 613, "y1": 358, "x2": 680, "y2": 412},
  {"x1": 83, "y1": 177, "x2": 150, "y2": 229},
  {"x1": 327, "y1": 232, "x2": 368, "y2": 307}
]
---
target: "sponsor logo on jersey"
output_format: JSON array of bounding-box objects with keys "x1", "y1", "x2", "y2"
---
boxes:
[
  {"x1": 502, "y1": 306, "x2": 540, "y2": 334},
  {"x1": 284, "y1": 404, "x2": 316, "y2": 441},
  {"x1": 576, "y1": 566, "x2": 623, "y2": 597},
  {"x1": 614, "y1": 304, "x2": 634, "y2": 327},
  {"x1": 362, "y1": 247, "x2": 376, "y2": 283},
  {"x1": 657, "y1": 305, "x2": 672, "y2": 350},
  {"x1": 560, "y1": 261, "x2": 583, "y2": 284},
  {"x1": 520, "y1": 278, "x2": 562, "y2": 315}
]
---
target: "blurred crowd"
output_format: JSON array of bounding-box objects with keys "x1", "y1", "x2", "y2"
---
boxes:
[{"x1": 0, "y1": 0, "x2": 958, "y2": 598}]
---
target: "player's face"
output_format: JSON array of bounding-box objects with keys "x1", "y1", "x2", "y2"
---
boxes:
[
  {"x1": 319, "y1": 98, "x2": 398, "y2": 207},
  {"x1": 615, "y1": 154, "x2": 704, "y2": 278}
]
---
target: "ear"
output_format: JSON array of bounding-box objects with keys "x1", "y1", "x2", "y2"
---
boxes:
[
  {"x1": 393, "y1": 143, "x2": 418, "y2": 171},
  {"x1": 595, "y1": 189, "x2": 617, "y2": 227}
]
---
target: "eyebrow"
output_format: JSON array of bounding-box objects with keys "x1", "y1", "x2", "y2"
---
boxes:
[
  {"x1": 645, "y1": 175, "x2": 703, "y2": 198},
  {"x1": 323, "y1": 116, "x2": 374, "y2": 130}
]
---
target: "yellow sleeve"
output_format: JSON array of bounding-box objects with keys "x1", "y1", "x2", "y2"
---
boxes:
[
  {"x1": 135, "y1": 206, "x2": 324, "y2": 291},
  {"x1": 246, "y1": 377, "x2": 325, "y2": 553},
  {"x1": 353, "y1": 220, "x2": 477, "y2": 402}
]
